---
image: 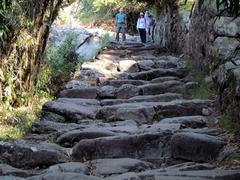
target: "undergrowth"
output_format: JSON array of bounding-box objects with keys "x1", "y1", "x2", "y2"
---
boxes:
[
  {"x1": 0, "y1": 33, "x2": 80, "y2": 141},
  {"x1": 184, "y1": 58, "x2": 215, "y2": 99}
]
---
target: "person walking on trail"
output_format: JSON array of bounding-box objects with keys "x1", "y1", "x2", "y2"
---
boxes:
[
  {"x1": 115, "y1": 8, "x2": 127, "y2": 42},
  {"x1": 145, "y1": 11, "x2": 155, "y2": 42},
  {"x1": 136, "y1": 12, "x2": 147, "y2": 44}
]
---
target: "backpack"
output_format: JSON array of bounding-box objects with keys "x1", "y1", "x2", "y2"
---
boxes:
[{"x1": 148, "y1": 15, "x2": 155, "y2": 26}]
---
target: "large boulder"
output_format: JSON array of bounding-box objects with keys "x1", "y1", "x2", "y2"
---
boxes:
[
  {"x1": 118, "y1": 60, "x2": 139, "y2": 73},
  {"x1": 214, "y1": 16, "x2": 240, "y2": 37},
  {"x1": 213, "y1": 37, "x2": 240, "y2": 60}
]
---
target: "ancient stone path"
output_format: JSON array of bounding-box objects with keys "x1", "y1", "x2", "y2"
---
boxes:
[{"x1": 0, "y1": 41, "x2": 240, "y2": 179}]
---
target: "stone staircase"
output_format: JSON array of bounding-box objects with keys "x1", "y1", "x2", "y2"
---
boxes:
[{"x1": 0, "y1": 41, "x2": 239, "y2": 179}]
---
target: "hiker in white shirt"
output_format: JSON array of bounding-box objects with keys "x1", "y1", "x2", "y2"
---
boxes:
[{"x1": 136, "y1": 12, "x2": 146, "y2": 44}]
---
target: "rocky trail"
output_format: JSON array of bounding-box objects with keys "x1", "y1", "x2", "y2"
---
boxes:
[{"x1": 1, "y1": 40, "x2": 240, "y2": 180}]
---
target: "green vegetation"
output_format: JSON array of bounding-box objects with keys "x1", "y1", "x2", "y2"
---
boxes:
[
  {"x1": 100, "y1": 33, "x2": 111, "y2": 48},
  {"x1": 43, "y1": 33, "x2": 79, "y2": 95},
  {"x1": 219, "y1": 113, "x2": 235, "y2": 133},
  {"x1": 184, "y1": 59, "x2": 215, "y2": 99},
  {"x1": 178, "y1": 0, "x2": 195, "y2": 13}
]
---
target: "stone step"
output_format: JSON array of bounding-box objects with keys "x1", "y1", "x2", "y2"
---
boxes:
[
  {"x1": 72, "y1": 131, "x2": 172, "y2": 163},
  {"x1": 90, "y1": 158, "x2": 153, "y2": 177},
  {"x1": 128, "y1": 68, "x2": 188, "y2": 81},
  {"x1": 137, "y1": 116, "x2": 208, "y2": 134},
  {"x1": 0, "y1": 164, "x2": 37, "y2": 178},
  {"x1": 42, "y1": 98, "x2": 100, "y2": 122},
  {"x1": 27, "y1": 173, "x2": 101, "y2": 180},
  {"x1": 56, "y1": 130, "x2": 116, "y2": 147},
  {"x1": 97, "y1": 100, "x2": 211, "y2": 124},
  {"x1": 58, "y1": 88, "x2": 98, "y2": 99},
  {"x1": 154, "y1": 60, "x2": 178, "y2": 69},
  {"x1": 150, "y1": 76, "x2": 181, "y2": 83},
  {"x1": 45, "y1": 162, "x2": 89, "y2": 175},
  {"x1": 100, "y1": 93, "x2": 183, "y2": 106},
  {"x1": 32, "y1": 119, "x2": 138, "y2": 138},
  {"x1": 81, "y1": 59, "x2": 119, "y2": 73},
  {"x1": 100, "y1": 79, "x2": 148, "y2": 88},
  {"x1": 75, "y1": 70, "x2": 105, "y2": 81},
  {"x1": 139, "y1": 81, "x2": 185, "y2": 95},
  {"x1": 171, "y1": 132, "x2": 226, "y2": 162},
  {"x1": 65, "y1": 80, "x2": 97, "y2": 89},
  {"x1": 0, "y1": 141, "x2": 69, "y2": 169},
  {"x1": 159, "y1": 116, "x2": 208, "y2": 129},
  {"x1": 106, "y1": 162, "x2": 240, "y2": 180}
]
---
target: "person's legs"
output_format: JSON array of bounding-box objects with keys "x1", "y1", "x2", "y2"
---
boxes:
[
  {"x1": 122, "y1": 26, "x2": 126, "y2": 41},
  {"x1": 116, "y1": 26, "x2": 121, "y2": 42},
  {"x1": 138, "y1": 29, "x2": 144, "y2": 43},
  {"x1": 146, "y1": 27, "x2": 150, "y2": 42},
  {"x1": 142, "y1": 29, "x2": 146, "y2": 43}
]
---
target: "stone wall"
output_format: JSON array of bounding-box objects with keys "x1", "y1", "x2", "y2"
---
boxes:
[{"x1": 154, "y1": 0, "x2": 240, "y2": 134}]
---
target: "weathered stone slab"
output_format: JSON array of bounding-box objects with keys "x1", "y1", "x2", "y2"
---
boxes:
[
  {"x1": 116, "y1": 84, "x2": 140, "y2": 99},
  {"x1": 100, "y1": 80, "x2": 147, "y2": 88},
  {"x1": 171, "y1": 132, "x2": 226, "y2": 162},
  {"x1": 106, "y1": 162, "x2": 240, "y2": 180},
  {"x1": 128, "y1": 68, "x2": 188, "y2": 80},
  {"x1": 137, "y1": 60, "x2": 155, "y2": 70},
  {"x1": 100, "y1": 93, "x2": 182, "y2": 106},
  {"x1": 58, "y1": 88, "x2": 98, "y2": 99},
  {"x1": 27, "y1": 173, "x2": 101, "y2": 180},
  {"x1": 155, "y1": 60, "x2": 178, "y2": 68},
  {"x1": 91, "y1": 158, "x2": 152, "y2": 176},
  {"x1": 151, "y1": 76, "x2": 180, "y2": 83},
  {"x1": 0, "y1": 176, "x2": 25, "y2": 180},
  {"x1": 0, "y1": 142, "x2": 69, "y2": 168},
  {"x1": 98, "y1": 86, "x2": 116, "y2": 99},
  {"x1": 97, "y1": 100, "x2": 210, "y2": 123},
  {"x1": 43, "y1": 98, "x2": 100, "y2": 121},
  {"x1": 56, "y1": 130, "x2": 115, "y2": 147},
  {"x1": 32, "y1": 120, "x2": 81, "y2": 135},
  {"x1": 65, "y1": 80, "x2": 96, "y2": 89},
  {"x1": 0, "y1": 164, "x2": 36, "y2": 178},
  {"x1": 159, "y1": 116, "x2": 207, "y2": 129},
  {"x1": 46, "y1": 162, "x2": 89, "y2": 175},
  {"x1": 40, "y1": 111, "x2": 66, "y2": 123},
  {"x1": 139, "y1": 81, "x2": 184, "y2": 95},
  {"x1": 72, "y1": 132, "x2": 172, "y2": 162},
  {"x1": 154, "y1": 99, "x2": 211, "y2": 119},
  {"x1": 97, "y1": 102, "x2": 156, "y2": 124}
]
